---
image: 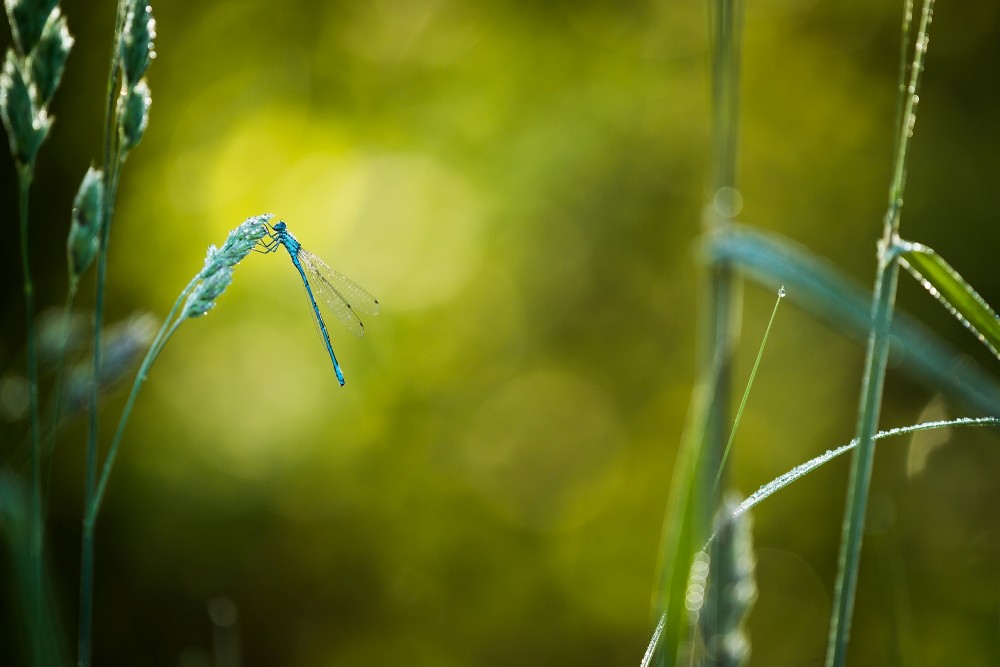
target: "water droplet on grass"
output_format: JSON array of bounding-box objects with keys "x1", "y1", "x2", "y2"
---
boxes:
[{"x1": 713, "y1": 186, "x2": 743, "y2": 218}]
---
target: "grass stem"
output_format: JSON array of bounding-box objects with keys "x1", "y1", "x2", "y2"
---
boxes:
[
  {"x1": 17, "y1": 160, "x2": 44, "y2": 667},
  {"x1": 825, "y1": 2, "x2": 935, "y2": 665},
  {"x1": 79, "y1": 4, "x2": 128, "y2": 665},
  {"x1": 88, "y1": 279, "x2": 197, "y2": 525}
]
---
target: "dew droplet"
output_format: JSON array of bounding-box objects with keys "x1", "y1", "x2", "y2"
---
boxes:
[
  {"x1": 713, "y1": 186, "x2": 744, "y2": 218},
  {"x1": 777, "y1": 286, "x2": 786, "y2": 298}
]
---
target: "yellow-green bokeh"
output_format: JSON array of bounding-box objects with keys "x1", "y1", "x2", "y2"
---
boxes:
[{"x1": 1, "y1": 0, "x2": 999, "y2": 664}]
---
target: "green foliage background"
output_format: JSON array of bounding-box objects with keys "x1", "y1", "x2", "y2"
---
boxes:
[{"x1": 1, "y1": 0, "x2": 999, "y2": 664}]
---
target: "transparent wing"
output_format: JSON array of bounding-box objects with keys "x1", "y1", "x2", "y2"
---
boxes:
[{"x1": 297, "y1": 248, "x2": 380, "y2": 338}]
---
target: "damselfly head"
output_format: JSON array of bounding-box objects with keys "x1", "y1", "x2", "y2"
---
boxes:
[{"x1": 273, "y1": 221, "x2": 287, "y2": 232}]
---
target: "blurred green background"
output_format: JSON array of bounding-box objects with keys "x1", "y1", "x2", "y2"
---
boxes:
[{"x1": 2, "y1": 0, "x2": 1000, "y2": 664}]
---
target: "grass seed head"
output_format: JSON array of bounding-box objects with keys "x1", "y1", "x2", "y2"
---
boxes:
[
  {"x1": 0, "y1": 49, "x2": 50, "y2": 166},
  {"x1": 118, "y1": 78, "x2": 150, "y2": 152},
  {"x1": 27, "y1": 7, "x2": 72, "y2": 105},
  {"x1": 67, "y1": 166, "x2": 104, "y2": 280},
  {"x1": 120, "y1": 1, "x2": 155, "y2": 87},
  {"x1": 5, "y1": 0, "x2": 59, "y2": 56}
]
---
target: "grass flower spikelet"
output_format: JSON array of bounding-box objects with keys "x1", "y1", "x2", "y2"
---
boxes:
[
  {"x1": 183, "y1": 268, "x2": 233, "y2": 319},
  {"x1": 182, "y1": 214, "x2": 272, "y2": 319},
  {"x1": 0, "y1": 50, "x2": 49, "y2": 166},
  {"x1": 27, "y1": 7, "x2": 71, "y2": 105},
  {"x1": 120, "y1": 1, "x2": 155, "y2": 87},
  {"x1": 4, "y1": 0, "x2": 59, "y2": 55},
  {"x1": 67, "y1": 167, "x2": 104, "y2": 280},
  {"x1": 211, "y1": 213, "x2": 272, "y2": 270},
  {"x1": 117, "y1": 78, "x2": 149, "y2": 151}
]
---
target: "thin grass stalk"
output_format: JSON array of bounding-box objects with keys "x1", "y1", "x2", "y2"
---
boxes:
[
  {"x1": 79, "y1": 4, "x2": 128, "y2": 664},
  {"x1": 699, "y1": 0, "x2": 745, "y2": 632},
  {"x1": 79, "y1": 311, "x2": 181, "y2": 627},
  {"x1": 87, "y1": 277, "x2": 198, "y2": 524},
  {"x1": 16, "y1": 160, "x2": 44, "y2": 665},
  {"x1": 708, "y1": 0, "x2": 745, "y2": 598},
  {"x1": 650, "y1": 1, "x2": 745, "y2": 662},
  {"x1": 825, "y1": 2, "x2": 935, "y2": 665},
  {"x1": 709, "y1": 0, "x2": 743, "y2": 196},
  {"x1": 688, "y1": 266, "x2": 736, "y2": 662},
  {"x1": 713, "y1": 288, "x2": 783, "y2": 495},
  {"x1": 890, "y1": 0, "x2": 914, "y2": 162},
  {"x1": 704, "y1": 0, "x2": 745, "y2": 491},
  {"x1": 701, "y1": 270, "x2": 735, "y2": 513},
  {"x1": 825, "y1": 261, "x2": 899, "y2": 666},
  {"x1": 78, "y1": 210, "x2": 258, "y2": 647}
]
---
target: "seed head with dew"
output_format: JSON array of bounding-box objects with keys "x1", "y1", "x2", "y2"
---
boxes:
[
  {"x1": 120, "y1": 0, "x2": 155, "y2": 87},
  {"x1": 0, "y1": 50, "x2": 50, "y2": 166},
  {"x1": 118, "y1": 78, "x2": 149, "y2": 152},
  {"x1": 67, "y1": 166, "x2": 104, "y2": 281},
  {"x1": 183, "y1": 269, "x2": 233, "y2": 319},
  {"x1": 27, "y1": 7, "x2": 71, "y2": 106},
  {"x1": 181, "y1": 214, "x2": 273, "y2": 320},
  {"x1": 4, "y1": 0, "x2": 60, "y2": 56}
]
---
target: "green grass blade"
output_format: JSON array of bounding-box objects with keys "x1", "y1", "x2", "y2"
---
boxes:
[
  {"x1": 713, "y1": 287, "x2": 785, "y2": 494},
  {"x1": 649, "y1": 374, "x2": 715, "y2": 666},
  {"x1": 897, "y1": 241, "x2": 1000, "y2": 360},
  {"x1": 718, "y1": 416, "x2": 999, "y2": 533},
  {"x1": 647, "y1": 414, "x2": 1000, "y2": 666},
  {"x1": 705, "y1": 227, "x2": 1000, "y2": 416}
]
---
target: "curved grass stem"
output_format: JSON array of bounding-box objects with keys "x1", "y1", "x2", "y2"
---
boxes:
[{"x1": 88, "y1": 280, "x2": 197, "y2": 525}]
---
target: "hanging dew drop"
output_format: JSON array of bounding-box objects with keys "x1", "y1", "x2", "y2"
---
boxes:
[{"x1": 778, "y1": 286, "x2": 786, "y2": 298}]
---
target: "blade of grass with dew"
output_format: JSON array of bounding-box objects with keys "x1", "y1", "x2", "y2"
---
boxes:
[
  {"x1": 641, "y1": 613, "x2": 667, "y2": 667},
  {"x1": 828, "y1": 2, "x2": 936, "y2": 662},
  {"x1": 895, "y1": 241, "x2": 1000, "y2": 360},
  {"x1": 713, "y1": 287, "x2": 786, "y2": 494},
  {"x1": 709, "y1": 416, "x2": 999, "y2": 542},
  {"x1": 652, "y1": 276, "x2": 779, "y2": 666},
  {"x1": 705, "y1": 227, "x2": 1000, "y2": 417}
]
